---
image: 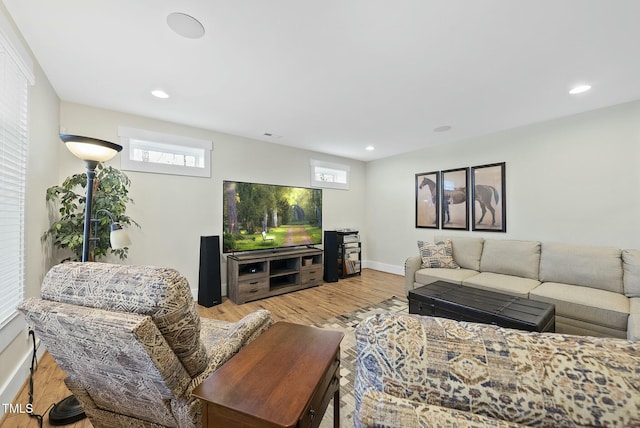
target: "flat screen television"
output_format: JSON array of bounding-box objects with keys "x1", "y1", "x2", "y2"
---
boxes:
[{"x1": 223, "y1": 180, "x2": 322, "y2": 253}]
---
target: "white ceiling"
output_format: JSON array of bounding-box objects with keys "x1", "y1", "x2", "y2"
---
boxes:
[{"x1": 4, "y1": 1, "x2": 640, "y2": 161}]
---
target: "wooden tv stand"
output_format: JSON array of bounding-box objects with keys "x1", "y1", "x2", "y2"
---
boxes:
[{"x1": 227, "y1": 247, "x2": 323, "y2": 304}]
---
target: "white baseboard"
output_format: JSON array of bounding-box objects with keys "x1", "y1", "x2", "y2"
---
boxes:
[
  {"x1": 363, "y1": 260, "x2": 404, "y2": 276},
  {"x1": 191, "y1": 283, "x2": 228, "y2": 302}
]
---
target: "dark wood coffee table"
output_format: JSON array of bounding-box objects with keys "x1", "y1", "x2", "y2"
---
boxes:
[
  {"x1": 192, "y1": 322, "x2": 344, "y2": 428},
  {"x1": 409, "y1": 281, "x2": 555, "y2": 332}
]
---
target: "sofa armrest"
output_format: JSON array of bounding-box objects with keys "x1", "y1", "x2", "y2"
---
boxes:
[
  {"x1": 189, "y1": 310, "x2": 274, "y2": 391},
  {"x1": 355, "y1": 313, "x2": 640, "y2": 427},
  {"x1": 629, "y1": 297, "x2": 640, "y2": 341},
  {"x1": 404, "y1": 256, "x2": 421, "y2": 295}
]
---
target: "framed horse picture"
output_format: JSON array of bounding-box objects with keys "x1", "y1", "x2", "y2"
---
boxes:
[
  {"x1": 471, "y1": 162, "x2": 506, "y2": 232},
  {"x1": 415, "y1": 171, "x2": 439, "y2": 228},
  {"x1": 440, "y1": 167, "x2": 469, "y2": 230}
]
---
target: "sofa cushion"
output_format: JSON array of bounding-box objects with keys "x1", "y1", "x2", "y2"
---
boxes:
[
  {"x1": 462, "y1": 272, "x2": 541, "y2": 298},
  {"x1": 415, "y1": 268, "x2": 479, "y2": 286},
  {"x1": 436, "y1": 235, "x2": 484, "y2": 270},
  {"x1": 539, "y1": 242, "x2": 623, "y2": 294},
  {"x1": 417, "y1": 240, "x2": 460, "y2": 269},
  {"x1": 554, "y1": 315, "x2": 628, "y2": 339},
  {"x1": 629, "y1": 298, "x2": 640, "y2": 341},
  {"x1": 530, "y1": 282, "x2": 629, "y2": 331},
  {"x1": 40, "y1": 262, "x2": 209, "y2": 377},
  {"x1": 623, "y1": 249, "x2": 640, "y2": 297},
  {"x1": 631, "y1": 297, "x2": 640, "y2": 315},
  {"x1": 479, "y1": 239, "x2": 540, "y2": 280},
  {"x1": 358, "y1": 390, "x2": 527, "y2": 428}
]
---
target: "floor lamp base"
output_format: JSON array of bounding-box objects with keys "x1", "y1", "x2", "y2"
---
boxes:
[{"x1": 49, "y1": 394, "x2": 87, "y2": 426}]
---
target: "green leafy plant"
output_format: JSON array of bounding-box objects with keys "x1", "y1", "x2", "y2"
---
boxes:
[{"x1": 42, "y1": 164, "x2": 139, "y2": 261}]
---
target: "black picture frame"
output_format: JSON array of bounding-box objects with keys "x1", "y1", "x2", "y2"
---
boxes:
[
  {"x1": 471, "y1": 162, "x2": 506, "y2": 232},
  {"x1": 415, "y1": 171, "x2": 439, "y2": 229},
  {"x1": 441, "y1": 167, "x2": 469, "y2": 230}
]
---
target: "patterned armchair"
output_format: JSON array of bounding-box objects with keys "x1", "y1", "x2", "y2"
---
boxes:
[
  {"x1": 19, "y1": 262, "x2": 274, "y2": 428},
  {"x1": 354, "y1": 313, "x2": 640, "y2": 428}
]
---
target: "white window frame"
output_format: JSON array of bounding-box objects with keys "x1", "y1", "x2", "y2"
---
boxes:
[
  {"x1": 0, "y1": 9, "x2": 34, "y2": 342},
  {"x1": 118, "y1": 126, "x2": 212, "y2": 178},
  {"x1": 310, "y1": 159, "x2": 350, "y2": 190}
]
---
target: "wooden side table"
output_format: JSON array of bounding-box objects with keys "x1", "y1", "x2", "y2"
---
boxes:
[{"x1": 193, "y1": 322, "x2": 344, "y2": 428}]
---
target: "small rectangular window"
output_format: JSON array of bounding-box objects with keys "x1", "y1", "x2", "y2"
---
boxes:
[
  {"x1": 118, "y1": 126, "x2": 212, "y2": 177},
  {"x1": 310, "y1": 160, "x2": 350, "y2": 190}
]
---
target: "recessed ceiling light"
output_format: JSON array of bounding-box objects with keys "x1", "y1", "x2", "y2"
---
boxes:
[
  {"x1": 167, "y1": 12, "x2": 205, "y2": 39},
  {"x1": 569, "y1": 84, "x2": 592, "y2": 95},
  {"x1": 434, "y1": 125, "x2": 452, "y2": 133},
  {"x1": 365, "y1": 145, "x2": 375, "y2": 151},
  {"x1": 151, "y1": 89, "x2": 170, "y2": 99}
]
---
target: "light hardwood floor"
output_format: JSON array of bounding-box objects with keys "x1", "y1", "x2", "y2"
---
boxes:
[{"x1": 1, "y1": 269, "x2": 405, "y2": 428}]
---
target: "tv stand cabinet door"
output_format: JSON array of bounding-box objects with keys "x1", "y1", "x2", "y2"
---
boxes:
[
  {"x1": 237, "y1": 278, "x2": 270, "y2": 303},
  {"x1": 301, "y1": 264, "x2": 323, "y2": 287}
]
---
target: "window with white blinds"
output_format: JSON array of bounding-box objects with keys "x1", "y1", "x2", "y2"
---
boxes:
[{"x1": 0, "y1": 13, "x2": 34, "y2": 327}]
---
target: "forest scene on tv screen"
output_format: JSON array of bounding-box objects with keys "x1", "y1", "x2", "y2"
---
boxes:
[{"x1": 223, "y1": 181, "x2": 322, "y2": 253}]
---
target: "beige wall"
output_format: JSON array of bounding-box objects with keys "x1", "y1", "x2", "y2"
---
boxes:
[
  {"x1": 58, "y1": 102, "x2": 367, "y2": 295},
  {"x1": 0, "y1": 2, "x2": 60, "y2": 416},
  {"x1": 364, "y1": 100, "x2": 640, "y2": 274}
]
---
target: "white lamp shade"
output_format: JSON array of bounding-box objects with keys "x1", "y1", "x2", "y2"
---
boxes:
[
  {"x1": 61, "y1": 134, "x2": 122, "y2": 162},
  {"x1": 110, "y1": 224, "x2": 132, "y2": 249}
]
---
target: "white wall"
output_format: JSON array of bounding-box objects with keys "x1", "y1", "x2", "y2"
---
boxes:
[
  {"x1": 365, "y1": 100, "x2": 640, "y2": 274},
  {"x1": 58, "y1": 102, "x2": 366, "y2": 296}
]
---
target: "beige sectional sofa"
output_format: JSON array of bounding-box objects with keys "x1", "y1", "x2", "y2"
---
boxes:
[{"x1": 405, "y1": 236, "x2": 640, "y2": 341}]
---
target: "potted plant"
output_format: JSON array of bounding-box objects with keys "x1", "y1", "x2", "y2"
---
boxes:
[{"x1": 42, "y1": 164, "x2": 139, "y2": 262}]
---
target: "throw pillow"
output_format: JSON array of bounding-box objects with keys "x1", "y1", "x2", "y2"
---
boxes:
[{"x1": 418, "y1": 240, "x2": 460, "y2": 269}]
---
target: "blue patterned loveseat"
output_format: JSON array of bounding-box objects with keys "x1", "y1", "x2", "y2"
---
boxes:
[{"x1": 354, "y1": 313, "x2": 640, "y2": 428}]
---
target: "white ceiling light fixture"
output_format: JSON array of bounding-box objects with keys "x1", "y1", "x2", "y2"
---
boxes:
[
  {"x1": 151, "y1": 89, "x2": 170, "y2": 99},
  {"x1": 167, "y1": 12, "x2": 205, "y2": 39},
  {"x1": 569, "y1": 84, "x2": 592, "y2": 95},
  {"x1": 365, "y1": 145, "x2": 375, "y2": 151}
]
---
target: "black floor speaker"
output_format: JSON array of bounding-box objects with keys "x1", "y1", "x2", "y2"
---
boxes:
[
  {"x1": 198, "y1": 235, "x2": 222, "y2": 307},
  {"x1": 323, "y1": 230, "x2": 339, "y2": 282}
]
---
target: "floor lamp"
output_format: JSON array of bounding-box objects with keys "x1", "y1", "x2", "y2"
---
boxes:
[
  {"x1": 60, "y1": 134, "x2": 123, "y2": 262},
  {"x1": 49, "y1": 134, "x2": 125, "y2": 425}
]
